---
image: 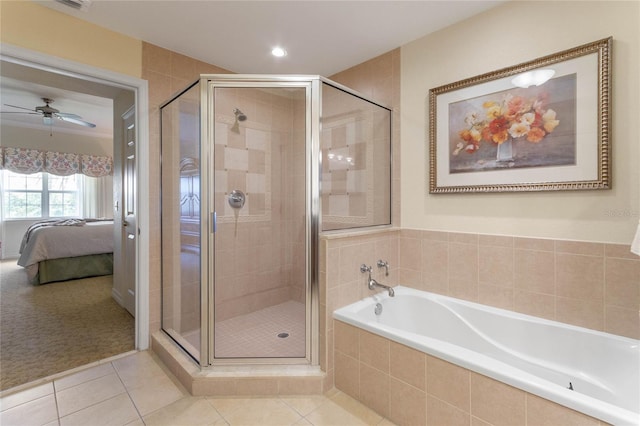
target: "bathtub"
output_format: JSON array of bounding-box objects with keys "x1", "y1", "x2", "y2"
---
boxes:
[{"x1": 333, "y1": 286, "x2": 640, "y2": 425}]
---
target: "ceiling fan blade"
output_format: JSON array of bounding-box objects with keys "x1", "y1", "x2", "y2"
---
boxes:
[
  {"x1": 0, "y1": 111, "x2": 41, "y2": 115},
  {"x1": 56, "y1": 112, "x2": 83, "y2": 119},
  {"x1": 4, "y1": 100, "x2": 96, "y2": 128},
  {"x1": 57, "y1": 114, "x2": 96, "y2": 128},
  {"x1": 4, "y1": 103, "x2": 38, "y2": 113}
]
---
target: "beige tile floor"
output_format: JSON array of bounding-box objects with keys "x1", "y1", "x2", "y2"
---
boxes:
[{"x1": 0, "y1": 351, "x2": 396, "y2": 426}]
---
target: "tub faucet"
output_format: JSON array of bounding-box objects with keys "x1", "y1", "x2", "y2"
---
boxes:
[
  {"x1": 360, "y1": 264, "x2": 395, "y2": 297},
  {"x1": 368, "y1": 277, "x2": 395, "y2": 297}
]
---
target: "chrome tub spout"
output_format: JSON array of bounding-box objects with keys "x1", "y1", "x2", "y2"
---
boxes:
[
  {"x1": 360, "y1": 264, "x2": 395, "y2": 297},
  {"x1": 368, "y1": 277, "x2": 395, "y2": 297}
]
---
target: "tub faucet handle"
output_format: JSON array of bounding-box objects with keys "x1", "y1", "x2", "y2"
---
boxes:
[{"x1": 377, "y1": 260, "x2": 389, "y2": 276}]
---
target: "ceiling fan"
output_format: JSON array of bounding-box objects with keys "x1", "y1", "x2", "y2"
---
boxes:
[{"x1": 2, "y1": 97, "x2": 96, "y2": 128}]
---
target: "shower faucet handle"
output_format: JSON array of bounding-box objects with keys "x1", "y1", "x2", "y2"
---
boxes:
[{"x1": 377, "y1": 260, "x2": 389, "y2": 276}]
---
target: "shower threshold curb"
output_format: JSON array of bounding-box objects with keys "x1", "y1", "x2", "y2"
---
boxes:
[{"x1": 151, "y1": 331, "x2": 327, "y2": 396}]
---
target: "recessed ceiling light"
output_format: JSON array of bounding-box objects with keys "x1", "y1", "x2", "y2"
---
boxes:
[{"x1": 271, "y1": 47, "x2": 287, "y2": 58}]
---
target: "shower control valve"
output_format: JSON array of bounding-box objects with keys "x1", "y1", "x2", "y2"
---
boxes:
[{"x1": 228, "y1": 189, "x2": 246, "y2": 209}]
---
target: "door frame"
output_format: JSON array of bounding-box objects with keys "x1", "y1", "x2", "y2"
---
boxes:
[
  {"x1": 1, "y1": 43, "x2": 150, "y2": 350},
  {"x1": 203, "y1": 76, "x2": 319, "y2": 366}
]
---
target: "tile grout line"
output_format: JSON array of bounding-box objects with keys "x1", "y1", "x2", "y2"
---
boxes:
[
  {"x1": 52, "y1": 380, "x2": 61, "y2": 425},
  {"x1": 52, "y1": 371, "x2": 128, "y2": 421},
  {"x1": 110, "y1": 359, "x2": 146, "y2": 424},
  {"x1": 202, "y1": 397, "x2": 231, "y2": 425}
]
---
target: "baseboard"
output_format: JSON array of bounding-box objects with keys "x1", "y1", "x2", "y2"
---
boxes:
[{"x1": 111, "y1": 287, "x2": 124, "y2": 307}]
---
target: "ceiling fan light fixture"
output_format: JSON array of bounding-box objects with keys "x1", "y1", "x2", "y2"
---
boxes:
[{"x1": 54, "y1": 0, "x2": 92, "y2": 12}]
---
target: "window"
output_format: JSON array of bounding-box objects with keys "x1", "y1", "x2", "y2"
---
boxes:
[{"x1": 2, "y1": 171, "x2": 82, "y2": 219}]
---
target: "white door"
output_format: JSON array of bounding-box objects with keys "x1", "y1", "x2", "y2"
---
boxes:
[{"x1": 122, "y1": 106, "x2": 136, "y2": 316}]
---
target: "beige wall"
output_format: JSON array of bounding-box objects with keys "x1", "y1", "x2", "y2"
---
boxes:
[
  {"x1": 401, "y1": 1, "x2": 640, "y2": 244},
  {"x1": 0, "y1": 1, "x2": 141, "y2": 78}
]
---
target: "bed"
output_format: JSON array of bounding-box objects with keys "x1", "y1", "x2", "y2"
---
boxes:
[{"x1": 17, "y1": 219, "x2": 114, "y2": 285}]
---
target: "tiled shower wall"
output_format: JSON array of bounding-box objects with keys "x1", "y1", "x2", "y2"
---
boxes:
[
  {"x1": 320, "y1": 83, "x2": 392, "y2": 230},
  {"x1": 213, "y1": 87, "x2": 307, "y2": 321},
  {"x1": 330, "y1": 49, "x2": 401, "y2": 229}
]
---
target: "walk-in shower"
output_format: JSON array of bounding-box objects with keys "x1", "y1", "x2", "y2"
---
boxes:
[{"x1": 160, "y1": 75, "x2": 391, "y2": 368}]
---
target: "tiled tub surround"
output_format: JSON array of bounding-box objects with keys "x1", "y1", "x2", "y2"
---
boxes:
[
  {"x1": 334, "y1": 320, "x2": 613, "y2": 426},
  {"x1": 333, "y1": 287, "x2": 639, "y2": 425},
  {"x1": 320, "y1": 228, "x2": 639, "y2": 424},
  {"x1": 320, "y1": 229, "x2": 639, "y2": 344},
  {"x1": 397, "y1": 229, "x2": 640, "y2": 340}
]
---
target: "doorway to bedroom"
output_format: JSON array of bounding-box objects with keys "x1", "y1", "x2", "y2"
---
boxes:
[{"x1": 0, "y1": 48, "x2": 147, "y2": 391}]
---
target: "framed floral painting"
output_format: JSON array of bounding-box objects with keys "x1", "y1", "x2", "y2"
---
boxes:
[{"x1": 429, "y1": 37, "x2": 611, "y2": 193}]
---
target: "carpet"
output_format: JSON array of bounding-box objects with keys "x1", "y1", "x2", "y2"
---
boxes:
[{"x1": 0, "y1": 260, "x2": 135, "y2": 391}]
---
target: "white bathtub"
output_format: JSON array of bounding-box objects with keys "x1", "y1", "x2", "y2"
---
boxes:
[{"x1": 333, "y1": 286, "x2": 640, "y2": 425}]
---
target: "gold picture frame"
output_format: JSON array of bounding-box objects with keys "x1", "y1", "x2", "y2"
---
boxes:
[{"x1": 429, "y1": 37, "x2": 611, "y2": 193}]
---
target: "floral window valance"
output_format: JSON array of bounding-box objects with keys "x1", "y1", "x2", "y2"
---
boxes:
[{"x1": 0, "y1": 147, "x2": 113, "y2": 177}]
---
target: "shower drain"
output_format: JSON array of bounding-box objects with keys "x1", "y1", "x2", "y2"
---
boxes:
[{"x1": 277, "y1": 332, "x2": 289, "y2": 338}]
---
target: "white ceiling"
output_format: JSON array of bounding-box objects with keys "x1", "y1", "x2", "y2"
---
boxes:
[
  {"x1": 37, "y1": 0, "x2": 505, "y2": 76},
  {"x1": 2, "y1": 0, "x2": 505, "y2": 138}
]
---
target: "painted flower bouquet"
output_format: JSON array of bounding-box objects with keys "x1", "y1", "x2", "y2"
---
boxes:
[{"x1": 453, "y1": 92, "x2": 560, "y2": 156}]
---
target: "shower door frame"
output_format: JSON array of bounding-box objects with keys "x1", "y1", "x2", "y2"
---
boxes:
[{"x1": 200, "y1": 75, "x2": 320, "y2": 367}]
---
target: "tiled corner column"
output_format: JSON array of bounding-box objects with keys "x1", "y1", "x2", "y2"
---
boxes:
[
  {"x1": 318, "y1": 228, "x2": 400, "y2": 393},
  {"x1": 334, "y1": 320, "x2": 608, "y2": 426},
  {"x1": 397, "y1": 229, "x2": 639, "y2": 340}
]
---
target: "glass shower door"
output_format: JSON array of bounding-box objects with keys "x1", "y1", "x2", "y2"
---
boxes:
[
  {"x1": 211, "y1": 84, "x2": 309, "y2": 360},
  {"x1": 160, "y1": 83, "x2": 202, "y2": 362}
]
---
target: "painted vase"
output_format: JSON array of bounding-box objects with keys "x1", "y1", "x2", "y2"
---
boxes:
[{"x1": 496, "y1": 138, "x2": 514, "y2": 162}]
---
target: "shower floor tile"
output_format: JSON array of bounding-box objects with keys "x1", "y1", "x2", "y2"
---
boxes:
[{"x1": 214, "y1": 300, "x2": 306, "y2": 359}]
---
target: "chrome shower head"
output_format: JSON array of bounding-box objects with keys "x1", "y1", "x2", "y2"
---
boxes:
[{"x1": 233, "y1": 108, "x2": 247, "y2": 122}]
